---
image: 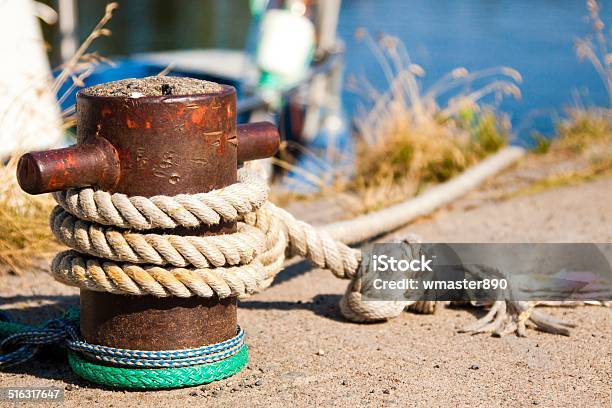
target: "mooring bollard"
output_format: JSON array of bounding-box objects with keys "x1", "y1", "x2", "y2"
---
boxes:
[{"x1": 16, "y1": 77, "x2": 279, "y2": 383}]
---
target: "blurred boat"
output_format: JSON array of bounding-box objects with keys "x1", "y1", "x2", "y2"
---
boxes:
[{"x1": 54, "y1": 0, "x2": 349, "y2": 193}]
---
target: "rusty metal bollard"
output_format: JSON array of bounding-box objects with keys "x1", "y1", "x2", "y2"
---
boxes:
[{"x1": 16, "y1": 77, "x2": 278, "y2": 355}]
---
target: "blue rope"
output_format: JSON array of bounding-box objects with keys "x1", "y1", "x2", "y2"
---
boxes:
[
  {"x1": 0, "y1": 311, "x2": 79, "y2": 367},
  {"x1": 66, "y1": 328, "x2": 245, "y2": 368},
  {"x1": 0, "y1": 310, "x2": 245, "y2": 369}
]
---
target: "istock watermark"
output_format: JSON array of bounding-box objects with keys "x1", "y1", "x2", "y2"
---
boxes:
[
  {"x1": 372, "y1": 254, "x2": 434, "y2": 273},
  {"x1": 371, "y1": 276, "x2": 508, "y2": 291},
  {"x1": 360, "y1": 243, "x2": 612, "y2": 302}
]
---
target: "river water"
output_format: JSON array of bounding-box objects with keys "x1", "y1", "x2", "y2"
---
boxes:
[{"x1": 337, "y1": 0, "x2": 610, "y2": 142}]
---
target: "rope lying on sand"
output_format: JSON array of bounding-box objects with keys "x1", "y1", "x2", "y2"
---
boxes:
[{"x1": 322, "y1": 146, "x2": 527, "y2": 244}]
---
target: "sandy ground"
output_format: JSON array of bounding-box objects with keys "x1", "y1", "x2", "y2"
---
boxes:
[{"x1": 0, "y1": 178, "x2": 611, "y2": 407}]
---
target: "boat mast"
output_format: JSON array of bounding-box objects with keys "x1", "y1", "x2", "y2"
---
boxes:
[{"x1": 59, "y1": 0, "x2": 78, "y2": 63}]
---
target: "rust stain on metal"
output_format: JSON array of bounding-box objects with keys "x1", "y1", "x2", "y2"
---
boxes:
[
  {"x1": 190, "y1": 106, "x2": 207, "y2": 124},
  {"x1": 16, "y1": 138, "x2": 121, "y2": 194},
  {"x1": 236, "y1": 122, "x2": 280, "y2": 162},
  {"x1": 16, "y1": 79, "x2": 280, "y2": 351},
  {"x1": 126, "y1": 117, "x2": 138, "y2": 129}
]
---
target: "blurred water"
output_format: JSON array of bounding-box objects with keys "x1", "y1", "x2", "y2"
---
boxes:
[
  {"x1": 73, "y1": 0, "x2": 609, "y2": 143},
  {"x1": 337, "y1": 0, "x2": 610, "y2": 143}
]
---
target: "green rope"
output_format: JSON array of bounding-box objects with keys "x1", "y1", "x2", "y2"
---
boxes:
[
  {"x1": 68, "y1": 346, "x2": 248, "y2": 389},
  {"x1": 1, "y1": 310, "x2": 248, "y2": 389},
  {"x1": 0, "y1": 320, "x2": 31, "y2": 338}
]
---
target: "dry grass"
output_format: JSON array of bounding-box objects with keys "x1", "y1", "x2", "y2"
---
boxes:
[
  {"x1": 545, "y1": 107, "x2": 610, "y2": 166},
  {"x1": 493, "y1": 2, "x2": 611, "y2": 200},
  {"x1": 341, "y1": 0, "x2": 610, "y2": 213},
  {"x1": 353, "y1": 110, "x2": 507, "y2": 186},
  {"x1": 0, "y1": 158, "x2": 59, "y2": 274},
  {"x1": 502, "y1": 111, "x2": 611, "y2": 200},
  {"x1": 500, "y1": 163, "x2": 611, "y2": 200},
  {"x1": 561, "y1": 0, "x2": 612, "y2": 158},
  {"x1": 523, "y1": 1, "x2": 612, "y2": 193},
  {"x1": 270, "y1": 31, "x2": 520, "y2": 214},
  {"x1": 505, "y1": 109, "x2": 611, "y2": 200},
  {"x1": 575, "y1": 0, "x2": 611, "y2": 107},
  {"x1": 556, "y1": 108, "x2": 611, "y2": 153},
  {"x1": 0, "y1": 3, "x2": 118, "y2": 274},
  {"x1": 339, "y1": 31, "x2": 519, "y2": 213}
]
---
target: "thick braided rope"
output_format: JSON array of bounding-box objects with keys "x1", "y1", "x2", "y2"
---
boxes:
[
  {"x1": 67, "y1": 326, "x2": 245, "y2": 368},
  {"x1": 51, "y1": 204, "x2": 288, "y2": 299},
  {"x1": 50, "y1": 207, "x2": 266, "y2": 269},
  {"x1": 0, "y1": 309, "x2": 248, "y2": 389},
  {"x1": 52, "y1": 173, "x2": 269, "y2": 230},
  {"x1": 68, "y1": 346, "x2": 248, "y2": 389},
  {"x1": 49, "y1": 168, "x2": 401, "y2": 321}
]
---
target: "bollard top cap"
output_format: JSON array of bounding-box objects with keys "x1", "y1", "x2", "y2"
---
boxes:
[{"x1": 80, "y1": 76, "x2": 225, "y2": 98}]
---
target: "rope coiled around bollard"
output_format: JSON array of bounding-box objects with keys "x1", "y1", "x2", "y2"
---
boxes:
[
  {"x1": 49, "y1": 166, "x2": 402, "y2": 322},
  {"x1": 32, "y1": 166, "x2": 414, "y2": 388}
]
